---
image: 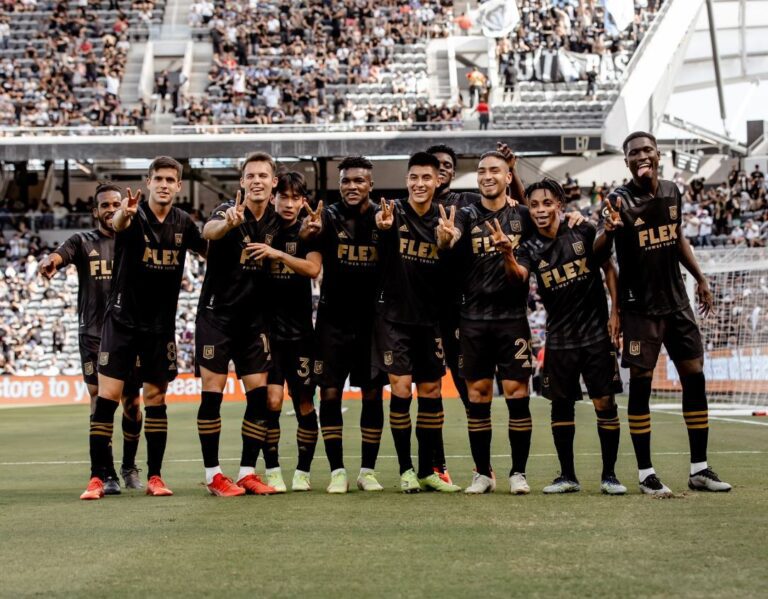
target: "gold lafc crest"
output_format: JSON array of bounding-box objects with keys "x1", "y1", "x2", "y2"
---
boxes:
[
  {"x1": 629, "y1": 341, "x2": 641, "y2": 356},
  {"x1": 265, "y1": 234, "x2": 274, "y2": 245},
  {"x1": 383, "y1": 351, "x2": 393, "y2": 366},
  {"x1": 285, "y1": 242, "x2": 297, "y2": 255},
  {"x1": 669, "y1": 205, "x2": 678, "y2": 220},
  {"x1": 174, "y1": 233, "x2": 183, "y2": 246},
  {"x1": 510, "y1": 220, "x2": 522, "y2": 233},
  {"x1": 572, "y1": 241, "x2": 585, "y2": 256},
  {"x1": 203, "y1": 345, "x2": 215, "y2": 359}
]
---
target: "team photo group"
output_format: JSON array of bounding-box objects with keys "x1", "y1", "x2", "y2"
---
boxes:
[{"x1": 39, "y1": 132, "x2": 732, "y2": 500}]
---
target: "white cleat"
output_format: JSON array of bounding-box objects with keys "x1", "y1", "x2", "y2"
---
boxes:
[
  {"x1": 356, "y1": 469, "x2": 384, "y2": 492},
  {"x1": 465, "y1": 472, "x2": 496, "y2": 494},
  {"x1": 264, "y1": 467, "x2": 287, "y2": 493},
  {"x1": 639, "y1": 474, "x2": 673, "y2": 497},
  {"x1": 688, "y1": 468, "x2": 732, "y2": 492},
  {"x1": 509, "y1": 472, "x2": 530, "y2": 495},
  {"x1": 291, "y1": 470, "x2": 311, "y2": 492}
]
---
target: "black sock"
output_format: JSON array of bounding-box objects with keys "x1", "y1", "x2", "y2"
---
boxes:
[
  {"x1": 389, "y1": 393, "x2": 413, "y2": 474},
  {"x1": 296, "y1": 410, "x2": 318, "y2": 472},
  {"x1": 121, "y1": 410, "x2": 142, "y2": 469},
  {"x1": 468, "y1": 401, "x2": 492, "y2": 476},
  {"x1": 241, "y1": 387, "x2": 267, "y2": 468},
  {"x1": 681, "y1": 372, "x2": 708, "y2": 464},
  {"x1": 595, "y1": 405, "x2": 620, "y2": 479},
  {"x1": 628, "y1": 377, "x2": 653, "y2": 470},
  {"x1": 144, "y1": 404, "x2": 168, "y2": 478},
  {"x1": 264, "y1": 405, "x2": 282, "y2": 469},
  {"x1": 416, "y1": 396, "x2": 443, "y2": 478},
  {"x1": 197, "y1": 391, "x2": 223, "y2": 468},
  {"x1": 551, "y1": 401, "x2": 576, "y2": 481},
  {"x1": 89, "y1": 397, "x2": 119, "y2": 479},
  {"x1": 506, "y1": 396, "x2": 532, "y2": 475},
  {"x1": 360, "y1": 396, "x2": 383, "y2": 470},
  {"x1": 320, "y1": 399, "x2": 344, "y2": 471}
]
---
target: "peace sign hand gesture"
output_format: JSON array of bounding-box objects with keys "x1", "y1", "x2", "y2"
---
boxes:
[
  {"x1": 376, "y1": 198, "x2": 395, "y2": 230},
  {"x1": 121, "y1": 187, "x2": 142, "y2": 218},
  {"x1": 225, "y1": 190, "x2": 246, "y2": 229},
  {"x1": 436, "y1": 203, "x2": 459, "y2": 249},
  {"x1": 485, "y1": 218, "x2": 513, "y2": 256},
  {"x1": 302, "y1": 199, "x2": 324, "y2": 234},
  {"x1": 602, "y1": 193, "x2": 623, "y2": 232}
]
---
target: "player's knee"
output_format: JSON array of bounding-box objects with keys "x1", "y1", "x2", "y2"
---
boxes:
[
  {"x1": 320, "y1": 387, "x2": 342, "y2": 402},
  {"x1": 501, "y1": 378, "x2": 528, "y2": 398},
  {"x1": 629, "y1": 366, "x2": 653, "y2": 379},
  {"x1": 467, "y1": 379, "x2": 492, "y2": 403},
  {"x1": 676, "y1": 357, "x2": 703, "y2": 377},
  {"x1": 142, "y1": 383, "x2": 167, "y2": 406},
  {"x1": 591, "y1": 395, "x2": 615, "y2": 411},
  {"x1": 361, "y1": 387, "x2": 383, "y2": 402},
  {"x1": 416, "y1": 381, "x2": 440, "y2": 398}
]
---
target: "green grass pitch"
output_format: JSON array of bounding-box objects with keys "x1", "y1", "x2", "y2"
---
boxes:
[{"x1": 1, "y1": 397, "x2": 766, "y2": 597}]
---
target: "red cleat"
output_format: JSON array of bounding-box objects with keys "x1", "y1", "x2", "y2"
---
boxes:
[
  {"x1": 146, "y1": 475, "x2": 174, "y2": 496},
  {"x1": 207, "y1": 473, "x2": 246, "y2": 497},
  {"x1": 434, "y1": 467, "x2": 453, "y2": 485},
  {"x1": 236, "y1": 474, "x2": 277, "y2": 495},
  {"x1": 80, "y1": 476, "x2": 105, "y2": 500}
]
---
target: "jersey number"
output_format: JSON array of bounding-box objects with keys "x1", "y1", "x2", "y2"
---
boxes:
[
  {"x1": 297, "y1": 357, "x2": 310, "y2": 378},
  {"x1": 435, "y1": 338, "x2": 445, "y2": 360},
  {"x1": 260, "y1": 334, "x2": 271, "y2": 354},
  {"x1": 514, "y1": 338, "x2": 532, "y2": 361},
  {"x1": 166, "y1": 342, "x2": 177, "y2": 362}
]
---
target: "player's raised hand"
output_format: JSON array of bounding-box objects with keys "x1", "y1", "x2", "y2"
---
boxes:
[
  {"x1": 436, "y1": 203, "x2": 458, "y2": 248},
  {"x1": 303, "y1": 199, "x2": 324, "y2": 231},
  {"x1": 376, "y1": 198, "x2": 395, "y2": 230},
  {"x1": 696, "y1": 279, "x2": 714, "y2": 318},
  {"x1": 225, "y1": 190, "x2": 246, "y2": 228},
  {"x1": 602, "y1": 194, "x2": 623, "y2": 231},
  {"x1": 505, "y1": 194, "x2": 518, "y2": 208},
  {"x1": 246, "y1": 242, "x2": 280, "y2": 261},
  {"x1": 121, "y1": 187, "x2": 141, "y2": 217},
  {"x1": 564, "y1": 209, "x2": 586, "y2": 228},
  {"x1": 496, "y1": 141, "x2": 518, "y2": 171},
  {"x1": 37, "y1": 254, "x2": 58, "y2": 279},
  {"x1": 485, "y1": 218, "x2": 513, "y2": 255}
]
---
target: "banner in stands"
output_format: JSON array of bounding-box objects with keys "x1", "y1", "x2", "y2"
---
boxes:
[
  {"x1": 0, "y1": 374, "x2": 460, "y2": 408},
  {"x1": 653, "y1": 346, "x2": 768, "y2": 394},
  {"x1": 510, "y1": 49, "x2": 631, "y2": 84}
]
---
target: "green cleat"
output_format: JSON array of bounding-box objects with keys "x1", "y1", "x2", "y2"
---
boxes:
[
  {"x1": 356, "y1": 469, "x2": 384, "y2": 492},
  {"x1": 291, "y1": 470, "x2": 312, "y2": 492},
  {"x1": 264, "y1": 468, "x2": 287, "y2": 493},
  {"x1": 326, "y1": 468, "x2": 349, "y2": 494},
  {"x1": 419, "y1": 472, "x2": 462, "y2": 493},
  {"x1": 400, "y1": 468, "x2": 421, "y2": 493}
]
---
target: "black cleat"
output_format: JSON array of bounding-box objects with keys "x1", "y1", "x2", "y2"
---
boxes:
[
  {"x1": 103, "y1": 476, "x2": 122, "y2": 495},
  {"x1": 120, "y1": 465, "x2": 143, "y2": 489}
]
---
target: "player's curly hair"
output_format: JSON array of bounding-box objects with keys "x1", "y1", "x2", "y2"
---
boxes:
[
  {"x1": 338, "y1": 156, "x2": 373, "y2": 171},
  {"x1": 426, "y1": 144, "x2": 457, "y2": 168},
  {"x1": 524, "y1": 178, "x2": 566, "y2": 203},
  {"x1": 407, "y1": 151, "x2": 440, "y2": 171},
  {"x1": 276, "y1": 171, "x2": 308, "y2": 198}
]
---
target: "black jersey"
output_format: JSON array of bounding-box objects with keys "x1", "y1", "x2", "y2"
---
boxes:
[
  {"x1": 609, "y1": 179, "x2": 688, "y2": 315},
  {"x1": 453, "y1": 202, "x2": 533, "y2": 320},
  {"x1": 435, "y1": 190, "x2": 481, "y2": 210},
  {"x1": 375, "y1": 199, "x2": 443, "y2": 326},
  {"x1": 54, "y1": 229, "x2": 114, "y2": 337},
  {"x1": 517, "y1": 222, "x2": 609, "y2": 350},
  {"x1": 267, "y1": 221, "x2": 315, "y2": 341},
  {"x1": 314, "y1": 201, "x2": 379, "y2": 322},
  {"x1": 197, "y1": 201, "x2": 281, "y2": 327},
  {"x1": 106, "y1": 201, "x2": 206, "y2": 333}
]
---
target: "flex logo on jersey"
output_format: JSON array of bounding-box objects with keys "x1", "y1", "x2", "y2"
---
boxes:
[
  {"x1": 239, "y1": 248, "x2": 262, "y2": 268},
  {"x1": 540, "y1": 258, "x2": 590, "y2": 288},
  {"x1": 637, "y1": 223, "x2": 678, "y2": 248},
  {"x1": 142, "y1": 247, "x2": 180, "y2": 267},
  {"x1": 337, "y1": 243, "x2": 378, "y2": 263},
  {"x1": 399, "y1": 238, "x2": 438, "y2": 260},
  {"x1": 270, "y1": 261, "x2": 296, "y2": 276},
  {"x1": 89, "y1": 258, "x2": 113, "y2": 278},
  {"x1": 471, "y1": 233, "x2": 521, "y2": 255}
]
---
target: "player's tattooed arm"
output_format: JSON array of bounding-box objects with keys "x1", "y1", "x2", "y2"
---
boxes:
[
  {"x1": 375, "y1": 198, "x2": 395, "y2": 230},
  {"x1": 204, "y1": 191, "x2": 245, "y2": 240},
  {"x1": 436, "y1": 204, "x2": 461, "y2": 250},
  {"x1": 298, "y1": 200, "x2": 324, "y2": 241},
  {"x1": 601, "y1": 258, "x2": 621, "y2": 346},
  {"x1": 486, "y1": 219, "x2": 528, "y2": 281},
  {"x1": 496, "y1": 142, "x2": 525, "y2": 206},
  {"x1": 678, "y1": 235, "x2": 714, "y2": 317},
  {"x1": 112, "y1": 187, "x2": 142, "y2": 232}
]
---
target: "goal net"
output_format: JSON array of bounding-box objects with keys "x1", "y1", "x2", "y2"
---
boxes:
[{"x1": 651, "y1": 247, "x2": 768, "y2": 411}]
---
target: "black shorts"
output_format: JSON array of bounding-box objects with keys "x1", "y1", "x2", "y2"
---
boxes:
[
  {"x1": 268, "y1": 337, "x2": 316, "y2": 399},
  {"x1": 542, "y1": 337, "x2": 623, "y2": 402},
  {"x1": 459, "y1": 317, "x2": 533, "y2": 381},
  {"x1": 439, "y1": 311, "x2": 462, "y2": 374},
  {"x1": 79, "y1": 334, "x2": 142, "y2": 394},
  {"x1": 621, "y1": 305, "x2": 703, "y2": 370},
  {"x1": 372, "y1": 317, "x2": 446, "y2": 384},
  {"x1": 194, "y1": 313, "x2": 271, "y2": 377},
  {"x1": 98, "y1": 316, "x2": 177, "y2": 385},
  {"x1": 313, "y1": 314, "x2": 384, "y2": 389}
]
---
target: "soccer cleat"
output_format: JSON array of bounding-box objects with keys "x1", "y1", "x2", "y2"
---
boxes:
[
  {"x1": 639, "y1": 474, "x2": 673, "y2": 497},
  {"x1": 80, "y1": 477, "x2": 105, "y2": 500},
  {"x1": 356, "y1": 469, "x2": 384, "y2": 492},
  {"x1": 509, "y1": 472, "x2": 531, "y2": 495},
  {"x1": 600, "y1": 475, "x2": 628, "y2": 495},
  {"x1": 688, "y1": 468, "x2": 732, "y2": 492},
  {"x1": 464, "y1": 472, "x2": 496, "y2": 494},
  {"x1": 103, "y1": 476, "x2": 122, "y2": 495},
  {"x1": 236, "y1": 474, "x2": 277, "y2": 495},
  {"x1": 400, "y1": 468, "x2": 421, "y2": 493},
  {"x1": 264, "y1": 468, "x2": 287, "y2": 494},
  {"x1": 291, "y1": 470, "x2": 312, "y2": 492},
  {"x1": 146, "y1": 475, "x2": 174, "y2": 496},
  {"x1": 543, "y1": 475, "x2": 581, "y2": 494},
  {"x1": 419, "y1": 472, "x2": 462, "y2": 493},
  {"x1": 434, "y1": 467, "x2": 453, "y2": 485},
  {"x1": 120, "y1": 465, "x2": 143, "y2": 489},
  {"x1": 207, "y1": 473, "x2": 246, "y2": 497},
  {"x1": 326, "y1": 468, "x2": 349, "y2": 494}
]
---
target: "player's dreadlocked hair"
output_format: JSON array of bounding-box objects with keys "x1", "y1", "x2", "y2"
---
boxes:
[
  {"x1": 426, "y1": 144, "x2": 457, "y2": 168},
  {"x1": 276, "y1": 170, "x2": 309, "y2": 198},
  {"x1": 524, "y1": 178, "x2": 566, "y2": 203},
  {"x1": 407, "y1": 151, "x2": 440, "y2": 171},
  {"x1": 622, "y1": 131, "x2": 657, "y2": 154},
  {"x1": 338, "y1": 156, "x2": 373, "y2": 171}
]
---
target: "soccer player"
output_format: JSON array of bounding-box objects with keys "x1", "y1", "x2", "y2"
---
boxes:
[
  {"x1": 598, "y1": 131, "x2": 731, "y2": 495},
  {"x1": 80, "y1": 156, "x2": 207, "y2": 500},
  {"x1": 435, "y1": 151, "x2": 537, "y2": 494},
  {"x1": 373, "y1": 151, "x2": 461, "y2": 493},
  {"x1": 501, "y1": 178, "x2": 627, "y2": 495},
  {"x1": 39, "y1": 183, "x2": 143, "y2": 494},
  {"x1": 299, "y1": 156, "x2": 387, "y2": 493},
  {"x1": 195, "y1": 152, "x2": 281, "y2": 496},
  {"x1": 244, "y1": 171, "x2": 322, "y2": 492}
]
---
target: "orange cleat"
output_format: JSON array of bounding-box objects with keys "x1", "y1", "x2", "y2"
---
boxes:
[
  {"x1": 146, "y1": 475, "x2": 174, "y2": 496},
  {"x1": 236, "y1": 473, "x2": 277, "y2": 495},
  {"x1": 80, "y1": 476, "x2": 105, "y2": 500},
  {"x1": 434, "y1": 467, "x2": 453, "y2": 485},
  {"x1": 207, "y1": 473, "x2": 246, "y2": 497}
]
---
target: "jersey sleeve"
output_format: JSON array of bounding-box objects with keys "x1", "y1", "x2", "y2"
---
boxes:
[
  {"x1": 454, "y1": 206, "x2": 470, "y2": 237},
  {"x1": 53, "y1": 233, "x2": 82, "y2": 266},
  {"x1": 185, "y1": 215, "x2": 208, "y2": 255},
  {"x1": 207, "y1": 202, "x2": 231, "y2": 223},
  {"x1": 515, "y1": 240, "x2": 534, "y2": 271}
]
